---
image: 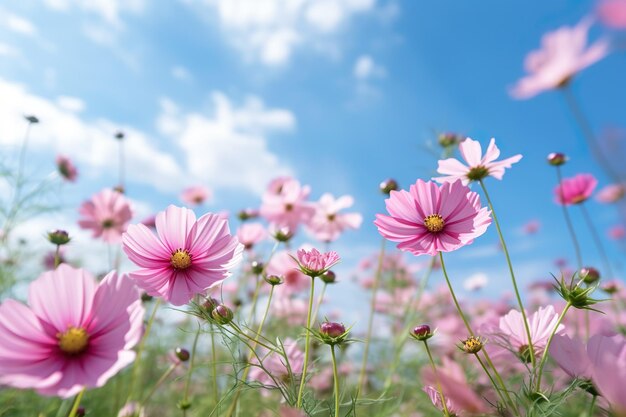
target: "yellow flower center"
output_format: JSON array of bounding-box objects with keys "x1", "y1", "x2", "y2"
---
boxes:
[
  {"x1": 424, "y1": 214, "x2": 445, "y2": 233},
  {"x1": 461, "y1": 336, "x2": 484, "y2": 354},
  {"x1": 58, "y1": 326, "x2": 89, "y2": 355},
  {"x1": 170, "y1": 249, "x2": 192, "y2": 270}
]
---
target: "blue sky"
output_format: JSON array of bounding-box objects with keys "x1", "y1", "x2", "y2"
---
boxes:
[{"x1": 0, "y1": 0, "x2": 625, "y2": 303}]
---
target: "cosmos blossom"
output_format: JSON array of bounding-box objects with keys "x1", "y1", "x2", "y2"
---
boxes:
[
  {"x1": 180, "y1": 185, "x2": 211, "y2": 206},
  {"x1": 0, "y1": 265, "x2": 143, "y2": 398},
  {"x1": 595, "y1": 183, "x2": 625, "y2": 203},
  {"x1": 56, "y1": 155, "x2": 78, "y2": 182},
  {"x1": 122, "y1": 205, "x2": 244, "y2": 306},
  {"x1": 510, "y1": 19, "x2": 609, "y2": 99},
  {"x1": 266, "y1": 250, "x2": 309, "y2": 294},
  {"x1": 499, "y1": 305, "x2": 565, "y2": 360},
  {"x1": 374, "y1": 179, "x2": 492, "y2": 257},
  {"x1": 305, "y1": 193, "x2": 363, "y2": 242},
  {"x1": 554, "y1": 173, "x2": 598, "y2": 205},
  {"x1": 236, "y1": 222, "x2": 268, "y2": 250},
  {"x1": 597, "y1": 0, "x2": 626, "y2": 28},
  {"x1": 293, "y1": 248, "x2": 340, "y2": 277},
  {"x1": 78, "y1": 188, "x2": 133, "y2": 243},
  {"x1": 434, "y1": 138, "x2": 522, "y2": 185},
  {"x1": 259, "y1": 177, "x2": 315, "y2": 231}
]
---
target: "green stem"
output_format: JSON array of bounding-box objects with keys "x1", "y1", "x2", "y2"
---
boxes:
[
  {"x1": 580, "y1": 203, "x2": 614, "y2": 279},
  {"x1": 128, "y1": 298, "x2": 161, "y2": 401},
  {"x1": 535, "y1": 302, "x2": 571, "y2": 391},
  {"x1": 479, "y1": 179, "x2": 536, "y2": 370},
  {"x1": 587, "y1": 395, "x2": 597, "y2": 417},
  {"x1": 246, "y1": 273, "x2": 262, "y2": 325},
  {"x1": 357, "y1": 238, "x2": 386, "y2": 395},
  {"x1": 474, "y1": 353, "x2": 516, "y2": 415},
  {"x1": 311, "y1": 282, "x2": 328, "y2": 324},
  {"x1": 140, "y1": 363, "x2": 178, "y2": 407},
  {"x1": 210, "y1": 324, "x2": 219, "y2": 405},
  {"x1": 330, "y1": 345, "x2": 341, "y2": 417},
  {"x1": 439, "y1": 252, "x2": 519, "y2": 416},
  {"x1": 561, "y1": 85, "x2": 621, "y2": 182},
  {"x1": 555, "y1": 166, "x2": 584, "y2": 269},
  {"x1": 54, "y1": 245, "x2": 61, "y2": 268},
  {"x1": 423, "y1": 340, "x2": 450, "y2": 417},
  {"x1": 296, "y1": 277, "x2": 316, "y2": 408},
  {"x1": 181, "y1": 323, "x2": 202, "y2": 416},
  {"x1": 67, "y1": 389, "x2": 85, "y2": 417}
]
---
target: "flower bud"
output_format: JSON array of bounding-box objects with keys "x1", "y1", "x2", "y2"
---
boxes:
[
  {"x1": 24, "y1": 115, "x2": 39, "y2": 124},
  {"x1": 237, "y1": 208, "x2": 259, "y2": 221},
  {"x1": 115, "y1": 131, "x2": 125, "y2": 140},
  {"x1": 458, "y1": 335, "x2": 485, "y2": 354},
  {"x1": 264, "y1": 274, "x2": 283, "y2": 286},
  {"x1": 320, "y1": 270, "x2": 337, "y2": 284},
  {"x1": 438, "y1": 132, "x2": 460, "y2": 148},
  {"x1": 76, "y1": 407, "x2": 85, "y2": 417},
  {"x1": 113, "y1": 185, "x2": 125, "y2": 194},
  {"x1": 410, "y1": 324, "x2": 434, "y2": 341},
  {"x1": 211, "y1": 304, "x2": 234, "y2": 325},
  {"x1": 175, "y1": 347, "x2": 190, "y2": 362},
  {"x1": 141, "y1": 292, "x2": 154, "y2": 302},
  {"x1": 250, "y1": 261, "x2": 264, "y2": 275},
  {"x1": 379, "y1": 178, "x2": 399, "y2": 195},
  {"x1": 579, "y1": 266, "x2": 600, "y2": 284},
  {"x1": 601, "y1": 281, "x2": 620, "y2": 295},
  {"x1": 318, "y1": 321, "x2": 349, "y2": 345},
  {"x1": 271, "y1": 226, "x2": 294, "y2": 243},
  {"x1": 47, "y1": 229, "x2": 70, "y2": 245},
  {"x1": 547, "y1": 152, "x2": 567, "y2": 166},
  {"x1": 203, "y1": 297, "x2": 219, "y2": 313}
]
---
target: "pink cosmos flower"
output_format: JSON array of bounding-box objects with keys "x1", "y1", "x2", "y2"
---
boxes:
[
  {"x1": 180, "y1": 185, "x2": 211, "y2": 206},
  {"x1": 595, "y1": 183, "x2": 625, "y2": 203},
  {"x1": 510, "y1": 19, "x2": 609, "y2": 99},
  {"x1": 374, "y1": 180, "x2": 491, "y2": 257},
  {"x1": 122, "y1": 205, "x2": 244, "y2": 306},
  {"x1": 305, "y1": 193, "x2": 363, "y2": 242},
  {"x1": 259, "y1": 177, "x2": 315, "y2": 230},
  {"x1": 56, "y1": 155, "x2": 78, "y2": 182},
  {"x1": 0, "y1": 265, "x2": 143, "y2": 398},
  {"x1": 523, "y1": 219, "x2": 541, "y2": 235},
  {"x1": 249, "y1": 338, "x2": 304, "y2": 387},
  {"x1": 293, "y1": 248, "x2": 340, "y2": 277},
  {"x1": 590, "y1": 334, "x2": 626, "y2": 413},
  {"x1": 434, "y1": 138, "x2": 522, "y2": 185},
  {"x1": 499, "y1": 305, "x2": 565, "y2": 359},
  {"x1": 554, "y1": 173, "x2": 598, "y2": 205},
  {"x1": 78, "y1": 188, "x2": 133, "y2": 243},
  {"x1": 597, "y1": 0, "x2": 626, "y2": 29},
  {"x1": 236, "y1": 222, "x2": 267, "y2": 250}
]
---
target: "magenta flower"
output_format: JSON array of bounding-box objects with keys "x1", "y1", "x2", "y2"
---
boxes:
[
  {"x1": 374, "y1": 180, "x2": 491, "y2": 257},
  {"x1": 78, "y1": 188, "x2": 133, "y2": 243},
  {"x1": 56, "y1": 155, "x2": 78, "y2": 182},
  {"x1": 434, "y1": 138, "x2": 522, "y2": 185},
  {"x1": 236, "y1": 222, "x2": 267, "y2": 250},
  {"x1": 122, "y1": 205, "x2": 244, "y2": 306},
  {"x1": 180, "y1": 185, "x2": 211, "y2": 206},
  {"x1": 293, "y1": 248, "x2": 340, "y2": 277},
  {"x1": 608, "y1": 225, "x2": 626, "y2": 240},
  {"x1": 499, "y1": 305, "x2": 565, "y2": 359},
  {"x1": 510, "y1": 19, "x2": 609, "y2": 99},
  {"x1": 0, "y1": 265, "x2": 143, "y2": 398},
  {"x1": 597, "y1": 0, "x2": 626, "y2": 29},
  {"x1": 260, "y1": 177, "x2": 315, "y2": 230},
  {"x1": 554, "y1": 173, "x2": 598, "y2": 205},
  {"x1": 305, "y1": 193, "x2": 363, "y2": 242}
]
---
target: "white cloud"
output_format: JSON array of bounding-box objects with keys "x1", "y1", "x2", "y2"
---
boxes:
[
  {"x1": 353, "y1": 54, "x2": 386, "y2": 80},
  {"x1": 56, "y1": 95, "x2": 85, "y2": 113},
  {"x1": 42, "y1": 0, "x2": 145, "y2": 27},
  {"x1": 0, "y1": 78, "x2": 185, "y2": 193},
  {"x1": 1, "y1": 10, "x2": 37, "y2": 36},
  {"x1": 156, "y1": 93, "x2": 296, "y2": 194},
  {"x1": 0, "y1": 42, "x2": 17, "y2": 56},
  {"x1": 190, "y1": 0, "x2": 379, "y2": 66}
]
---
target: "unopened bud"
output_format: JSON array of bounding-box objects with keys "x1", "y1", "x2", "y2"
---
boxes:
[
  {"x1": 379, "y1": 178, "x2": 399, "y2": 195},
  {"x1": 579, "y1": 267, "x2": 600, "y2": 284},
  {"x1": 547, "y1": 152, "x2": 567, "y2": 166},
  {"x1": 250, "y1": 261, "x2": 264, "y2": 275},
  {"x1": 411, "y1": 324, "x2": 433, "y2": 341},
  {"x1": 175, "y1": 347, "x2": 190, "y2": 362},
  {"x1": 212, "y1": 304, "x2": 234, "y2": 325},
  {"x1": 47, "y1": 229, "x2": 70, "y2": 245},
  {"x1": 264, "y1": 275, "x2": 283, "y2": 286},
  {"x1": 320, "y1": 270, "x2": 337, "y2": 284}
]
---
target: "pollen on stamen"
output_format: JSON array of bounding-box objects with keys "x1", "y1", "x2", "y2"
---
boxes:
[
  {"x1": 58, "y1": 326, "x2": 89, "y2": 355},
  {"x1": 170, "y1": 249, "x2": 192, "y2": 270},
  {"x1": 424, "y1": 214, "x2": 445, "y2": 233}
]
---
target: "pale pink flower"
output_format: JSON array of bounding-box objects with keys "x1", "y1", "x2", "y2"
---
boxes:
[
  {"x1": 499, "y1": 305, "x2": 565, "y2": 358},
  {"x1": 590, "y1": 333, "x2": 626, "y2": 413},
  {"x1": 597, "y1": 0, "x2": 626, "y2": 28},
  {"x1": 434, "y1": 138, "x2": 522, "y2": 185},
  {"x1": 523, "y1": 219, "x2": 541, "y2": 235},
  {"x1": 422, "y1": 357, "x2": 489, "y2": 416},
  {"x1": 554, "y1": 173, "x2": 598, "y2": 205},
  {"x1": 118, "y1": 402, "x2": 145, "y2": 417},
  {"x1": 305, "y1": 193, "x2": 363, "y2": 242},
  {"x1": 0, "y1": 265, "x2": 144, "y2": 398},
  {"x1": 260, "y1": 177, "x2": 315, "y2": 230},
  {"x1": 78, "y1": 188, "x2": 133, "y2": 243},
  {"x1": 180, "y1": 185, "x2": 211, "y2": 206},
  {"x1": 510, "y1": 19, "x2": 609, "y2": 99},
  {"x1": 122, "y1": 205, "x2": 244, "y2": 306},
  {"x1": 374, "y1": 179, "x2": 491, "y2": 257},
  {"x1": 236, "y1": 222, "x2": 267, "y2": 250},
  {"x1": 272, "y1": 297, "x2": 308, "y2": 325},
  {"x1": 266, "y1": 250, "x2": 309, "y2": 294},
  {"x1": 596, "y1": 183, "x2": 625, "y2": 203},
  {"x1": 249, "y1": 338, "x2": 304, "y2": 387},
  {"x1": 608, "y1": 225, "x2": 626, "y2": 240},
  {"x1": 463, "y1": 273, "x2": 488, "y2": 291},
  {"x1": 56, "y1": 155, "x2": 78, "y2": 182},
  {"x1": 293, "y1": 248, "x2": 340, "y2": 277}
]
